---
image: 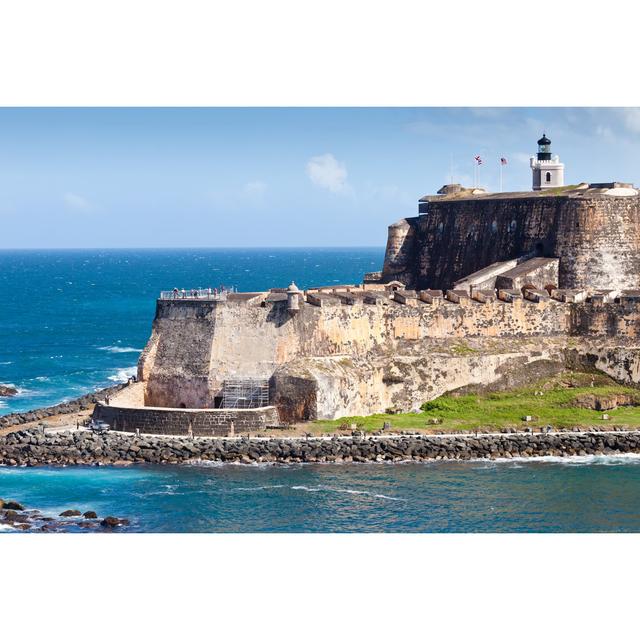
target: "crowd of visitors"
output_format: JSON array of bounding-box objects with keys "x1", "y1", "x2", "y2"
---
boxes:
[{"x1": 169, "y1": 285, "x2": 237, "y2": 299}]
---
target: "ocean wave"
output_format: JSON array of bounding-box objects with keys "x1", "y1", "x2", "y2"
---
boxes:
[
  {"x1": 0, "y1": 384, "x2": 31, "y2": 397},
  {"x1": 98, "y1": 346, "x2": 142, "y2": 354},
  {"x1": 235, "y1": 485, "x2": 286, "y2": 492},
  {"x1": 0, "y1": 361, "x2": 13, "y2": 365},
  {"x1": 451, "y1": 452, "x2": 640, "y2": 467},
  {"x1": 108, "y1": 366, "x2": 137, "y2": 383},
  {"x1": 291, "y1": 484, "x2": 406, "y2": 502}
]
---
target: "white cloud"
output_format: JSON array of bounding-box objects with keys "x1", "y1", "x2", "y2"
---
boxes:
[
  {"x1": 619, "y1": 108, "x2": 640, "y2": 134},
  {"x1": 243, "y1": 180, "x2": 267, "y2": 196},
  {"x1": 306, "y1": 153, "x2": 351, "y2": 194},
  {"x1": 63, "y1": 192, "x2": 92, "y2": 212}
]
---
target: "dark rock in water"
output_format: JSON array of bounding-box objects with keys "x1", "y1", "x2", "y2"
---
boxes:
[
  {"x1": 14, "y1": 523, "x2": 31, "y2": 530},
  {"x1": 3, "y1": 510, "x2": 29, "y2": 523},
  {"x1": 0, "y1": 384, "x2": 17, "y2": 397},
  {"x1": 77, "y1": 521, "x2": 98, "y2": 529},
  {"x1": 83, "y1": 511, "x2": 98, "y2": 519},
  {"x1": 100, "y1": 516, "x2": 130, "y2": 528},
  {"x1": 59, "y1": 509, "x2": 82, "y2": 517},
  {"x1": 3, "y1": 500, "x2": 25, "y2": 511}
]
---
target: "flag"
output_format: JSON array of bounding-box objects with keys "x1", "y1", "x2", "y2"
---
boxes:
[
  {"x1": 500, "y1": 157, "x2": 507, "y2": 165},
  {"x1": 474, "y1": 155, "x2": 483, "y2": 165}
]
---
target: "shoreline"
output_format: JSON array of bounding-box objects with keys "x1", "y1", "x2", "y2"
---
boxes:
[{"x1": 4, "y1": 427, "x2": 640, "y2": 467}]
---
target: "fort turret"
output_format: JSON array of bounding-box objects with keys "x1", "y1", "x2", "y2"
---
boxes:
[{"x1": 287, "y1": 281, "x2": 301, "y2": 314}]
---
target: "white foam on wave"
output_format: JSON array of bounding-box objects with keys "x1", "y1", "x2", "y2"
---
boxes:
[
  {"x1": 98, "y1": 346, "x2": 142, "y2": 354},
  {"x1": 0, "y1": 361, "x2": 13, "y2": 366},
  {"x1": 235, "y1": 485, "x2": 286, "y2": 492},
  {"x1": 108, "y1": 366, "x2": 137, "y2": 383},
  {"x1": 291, "y1": 484, "x2": 406, "y2": 502},
  {"x1": 457, "y1": 452, "x2": 640, "y2": 467}
]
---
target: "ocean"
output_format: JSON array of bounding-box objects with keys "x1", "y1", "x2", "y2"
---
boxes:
[
  {"x1": 4, "y1": 456, "x2": 640, "y2": 533},
  {"x1": 3, "y1": 247, "x2": 640, "y2": 534}
]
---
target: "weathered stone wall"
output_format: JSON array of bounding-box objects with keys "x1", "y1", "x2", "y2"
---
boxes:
[
  {"x1": 570, "y1": 300, "x2": 640, "y2": 339},
  {"x1": 139, "y1": 288, "x2": 640, "y2": 423},
  {"x1": 93, "y1": 403, "x2": 279, "y2": 436},
  {"x1": 142, "y1": 295, "x2": 571, "y2": 412},
  {"x1": 381, "y1": 194, "x2": 640, "y2": 291}
]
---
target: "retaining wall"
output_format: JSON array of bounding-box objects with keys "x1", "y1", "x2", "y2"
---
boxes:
[{"x1": 93, "y1": 403, "x2": 279, "y2": 436}]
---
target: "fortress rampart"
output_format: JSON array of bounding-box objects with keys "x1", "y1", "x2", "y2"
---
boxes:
[
  {"x1": 111, "y1": 285, "x2": 640, "y2": 429},
  {"x1": 381, "y1": 189, "x2": 640, "y2": 291}
]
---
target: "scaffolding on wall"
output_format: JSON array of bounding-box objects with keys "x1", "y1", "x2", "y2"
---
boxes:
[{"x1": 221, "y1": 379, "x2": 270, "y2": 409}]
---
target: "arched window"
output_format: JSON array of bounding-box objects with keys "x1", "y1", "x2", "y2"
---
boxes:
[{"x1": 546, "y1": 171, "x2": 551, "y2": 183}]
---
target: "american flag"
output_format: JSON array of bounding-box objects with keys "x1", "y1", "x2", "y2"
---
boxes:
[
  {"x1": 500, "y1": 157, "x2": 508, "y2": 165},
  {"x1": 474, "y1": 155, "x2": 483, "y2": 165}
]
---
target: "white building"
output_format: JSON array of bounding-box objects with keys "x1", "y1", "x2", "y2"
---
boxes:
[{"x1": 530, "y1": 134, "x2": 564, "y2": 190}]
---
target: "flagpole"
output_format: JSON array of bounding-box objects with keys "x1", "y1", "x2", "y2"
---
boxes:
[
  {"x1": 500, "y1": 160, "x2": 503, "y2": 193},
  {"x1": 450, "y1": 153, "x2": 454, "y2": 184}
]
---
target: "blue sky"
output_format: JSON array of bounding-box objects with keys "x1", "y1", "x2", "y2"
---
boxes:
[{"x1": 1, "y1": 107, "x2": 640, "y2": 248}]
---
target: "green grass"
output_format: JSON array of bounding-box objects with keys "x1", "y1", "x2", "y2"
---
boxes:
[{"x1": 311, "y1": 372, "x2": 640, "y2": 433}]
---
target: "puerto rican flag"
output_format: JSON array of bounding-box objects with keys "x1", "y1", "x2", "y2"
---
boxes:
[
  {"x1": 500, "y1": 157, "x2": 508, "y2": 165},
  {"x1": 474, "y1": 155, "x2": 483, "y2": 165}
]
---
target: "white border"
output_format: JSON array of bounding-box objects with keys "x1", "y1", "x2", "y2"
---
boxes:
[{"x1": 0, "y1": 1, "x2": 639, "y2": 106}]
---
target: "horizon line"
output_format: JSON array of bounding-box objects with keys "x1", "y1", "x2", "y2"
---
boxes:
[{"x1": 0, "y1": 245, "x2": 387, "y2": 251}]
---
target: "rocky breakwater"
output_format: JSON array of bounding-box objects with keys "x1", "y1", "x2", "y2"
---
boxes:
[
  {"x1": 0, "y1": 384, "x2": 126, "y2": 431},
  {"x1": 4, "y1": 428, "x2": 640, "y2": 466}
]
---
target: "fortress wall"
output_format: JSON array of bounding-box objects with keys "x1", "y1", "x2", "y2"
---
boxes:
[
  {"x1": 141, "y1": 295, "x2": 640, "y2": 413},
  {"x1": 570, "y1": 301, "x2": 640, "y2": 339},
  {"x1": 143, "y1": 296, "x2": 570, "y2": 409},
  {"x1": 381, "y1": 218, "x2": 418, "y2": 287},
  {"x1": 143, "y1": 300, "x2": 219, "y2": 408},
  {"x1": 553, "y1": 198, "x2": 640, "y2": 289},
  {"x1": 93, "y1": 403, "x2": 279, "y2": 437},
  {"x1": 381, "y1": 195, "x2": 640, "y2": 291}
]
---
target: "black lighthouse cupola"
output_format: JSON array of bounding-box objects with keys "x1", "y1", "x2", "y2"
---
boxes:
[{"x1": 537, "y1": 134, "x2": 552, "y2": 160}]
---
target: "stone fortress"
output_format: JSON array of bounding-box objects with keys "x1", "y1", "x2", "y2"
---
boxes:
[{"x1": 94, "y1": 134, "x2": 640, "y2": 436}]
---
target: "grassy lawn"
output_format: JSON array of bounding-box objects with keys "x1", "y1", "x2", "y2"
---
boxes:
[{"x1": 311, "y1": 372, "x2": 640, "y2": 434}]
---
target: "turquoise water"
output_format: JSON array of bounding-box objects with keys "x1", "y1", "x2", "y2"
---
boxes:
[
  {"x1": 0, "y1": 248, "x2": 383, "y2": 415},
  {"x1": 3, "y1": 456, "x2": 640, "y2": 532}
]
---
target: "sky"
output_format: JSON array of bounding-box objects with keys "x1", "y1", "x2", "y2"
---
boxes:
[{"x1": 1, "y1": 107, "x2": 640, "y2": 248}]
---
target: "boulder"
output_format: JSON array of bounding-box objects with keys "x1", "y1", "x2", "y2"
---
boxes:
[
  {"x1": 100, "y1": 516, "x2": 130, "y2": 528},
  {"x1": 3, "y1": 500, "x2": 25, "y2": 511},
  {"x1": 83, "y1": 511, "x2": 98, "y2": 519},
  {"x1": 59, "y1": 509, "x2": 82, "y2": 517},
  {"x1": 0, "y1": 384, "x2": 17, "y2": 397}
]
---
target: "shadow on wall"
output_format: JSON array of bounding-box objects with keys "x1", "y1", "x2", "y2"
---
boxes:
[{"x1": 265, "y1": 301, "x2": 294, "y2": 327}]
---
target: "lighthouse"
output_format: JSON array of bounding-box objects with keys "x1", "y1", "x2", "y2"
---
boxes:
[{"x1": 530, "y1": 133, "x2": 564, "y2": 190}]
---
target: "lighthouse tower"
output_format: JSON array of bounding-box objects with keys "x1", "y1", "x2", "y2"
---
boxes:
[{"x1": 530, "y1": 133, "x2": 564, "y2": 190}]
